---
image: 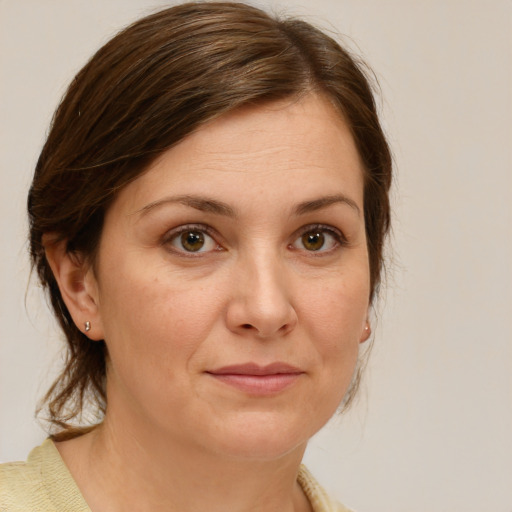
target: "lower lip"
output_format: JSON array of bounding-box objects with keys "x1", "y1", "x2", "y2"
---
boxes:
[{"x1": 208, "y1": 373, "x2": 302, "y2": 395}]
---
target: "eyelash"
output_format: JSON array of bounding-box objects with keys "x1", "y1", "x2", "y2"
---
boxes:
[
  {"x1": 291, "y1": 224, "x2": 348, "y2": 255},
  {"x1": 161, "y1": 224, "x2": 222, "y2": 257},
  {"x1": 161, "y1": 223, "x2": 347, "y2": 257}
]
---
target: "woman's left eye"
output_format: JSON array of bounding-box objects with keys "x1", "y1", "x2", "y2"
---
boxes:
[
  {"x1": 166, "y1": 227, "x2": 219, "y2": 254},
  {"x1": 291, "y1": 227, "x2": 343, "y2": 253}
]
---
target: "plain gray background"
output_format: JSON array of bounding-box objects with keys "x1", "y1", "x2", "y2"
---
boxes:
[{"x1": 1, "y1": 1, "x2": 511, "y2": 511}]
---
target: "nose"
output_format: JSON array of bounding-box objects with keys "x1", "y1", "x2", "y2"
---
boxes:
[{"x1": 225, "y1": 254, "x2": 298, "y2": 339}]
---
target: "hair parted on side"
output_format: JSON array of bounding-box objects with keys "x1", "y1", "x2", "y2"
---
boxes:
[{"x1": 28, "y1": 1, "x2": 392, "y2": 437}]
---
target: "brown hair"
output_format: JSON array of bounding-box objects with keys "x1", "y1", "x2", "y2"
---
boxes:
[{"x1": 28, "y1": 1, "x2": 392, "y2": 434}]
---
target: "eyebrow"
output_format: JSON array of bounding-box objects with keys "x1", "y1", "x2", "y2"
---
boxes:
[
  {"x1": 136, "y1": 193, "x2": 360, "y2": 218},
  {"x1": 136, "y1": 195, "x2": 236, "y2": 217},
  {"x1": 294, "y1": 194, "x2": 361, "y2": 216}
]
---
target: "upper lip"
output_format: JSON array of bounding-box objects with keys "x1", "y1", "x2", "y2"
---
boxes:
[{"x1": 207, "y1": 362, "x2": 303, "y2": 376}]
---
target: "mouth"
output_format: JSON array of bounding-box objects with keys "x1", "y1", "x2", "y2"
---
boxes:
[{"x1": 206, "y1": 363, "x2": 304, "y2": 395}]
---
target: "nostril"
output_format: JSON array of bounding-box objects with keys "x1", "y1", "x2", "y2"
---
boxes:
[{"x1": 241, "y1": 324, "x2": 253, "y2": 330}]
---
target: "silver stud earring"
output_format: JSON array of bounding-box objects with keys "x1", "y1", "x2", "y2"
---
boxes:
[{"x1": 84, "y1": 321, "x2": 91, "y2": 332}]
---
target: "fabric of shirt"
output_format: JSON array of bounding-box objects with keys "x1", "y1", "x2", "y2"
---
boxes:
[{"x1": 0, "y1": 439, "x2": 353, "y2": 511}]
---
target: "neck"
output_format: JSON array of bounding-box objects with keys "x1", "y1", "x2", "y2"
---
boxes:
[{"x1": 56, "y1": 415, "x2": 311, "y2": 512}]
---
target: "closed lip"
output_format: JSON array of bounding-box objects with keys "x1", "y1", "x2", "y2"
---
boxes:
[
  {"x1": 206, "y1": 362, "x2": 304, "y2": 394},
  {"x1": 206, "y1": 362, "x2": 303, "y2": 376}
]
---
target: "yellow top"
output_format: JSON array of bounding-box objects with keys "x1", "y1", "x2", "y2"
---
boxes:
[{"x1": 0, "y1": 439, "x2": 353, "y2": 512}]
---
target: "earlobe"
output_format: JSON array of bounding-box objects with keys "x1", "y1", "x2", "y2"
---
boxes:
[
  {"x1": 43, "y1": 235, "x2": 104, "y2": 341},
  {"x1": 359, "y1": 320, "x2": 371, "y2": 343}
]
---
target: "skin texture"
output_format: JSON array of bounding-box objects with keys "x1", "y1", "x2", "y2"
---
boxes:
[{"x1": 46, "y1": 94, "x2": 371, "y2": 512}]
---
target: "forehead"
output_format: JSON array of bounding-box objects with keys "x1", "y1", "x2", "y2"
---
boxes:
[{"x1": 112, "y1": 93, "x2": 365, "y2": 216}]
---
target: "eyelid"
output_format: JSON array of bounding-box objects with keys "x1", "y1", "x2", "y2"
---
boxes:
[
  {"x1": 291, "y1": 223, "x2": 348, "y2": 252},
  {"x1": 161, "y1": 223, "x2": 223, "y2": 256},
  {"x1": 160, "y1": 222, "x2": 347, "y2": 257},
  {"x1": 297, "y1": 223, "x2": 347, "y2": 241}
]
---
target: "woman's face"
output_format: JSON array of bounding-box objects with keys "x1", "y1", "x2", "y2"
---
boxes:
[{"x1": 88, "y1": 94, "x2": 370, "y2": 460}]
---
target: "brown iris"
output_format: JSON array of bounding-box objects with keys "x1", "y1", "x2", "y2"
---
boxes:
[
  {"x1": 180, "y1": 231, "x2": 205, "y2": 252},
  {"x1": 302, "y1": 231, "x2": 325, "y2": 251}
]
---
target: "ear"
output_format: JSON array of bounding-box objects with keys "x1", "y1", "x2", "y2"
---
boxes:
[
  {"x1": 359, "y1": 318, "x2": 372, "y2": 344},
  {"x1": 43, "y1": 235, "x2": 104, "y2": 341}
]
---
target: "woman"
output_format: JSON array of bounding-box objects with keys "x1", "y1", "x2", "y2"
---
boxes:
[{"x1": 0, "y1": 2, "x2": 391, "y2": 511}]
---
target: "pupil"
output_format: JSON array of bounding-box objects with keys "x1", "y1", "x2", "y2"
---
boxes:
[
  {"x1": 181, "y1": 231, "x2": 204, "y2": 251},
  {"x1": 303, "y1": 232, "x2": 324, "y2": 251}
]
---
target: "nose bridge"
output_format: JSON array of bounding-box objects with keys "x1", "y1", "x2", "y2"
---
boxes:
[
  {"x1": 248, "y1": 246, "x2": 286, "y2": 306},
  {"x1": 227, "y1": 241, "x2": 297, "y2": 338}
]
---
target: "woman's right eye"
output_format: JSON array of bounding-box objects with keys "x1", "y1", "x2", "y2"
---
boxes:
[{"x1": 165, "y1": 227, "x2": 219, "y2": 254}]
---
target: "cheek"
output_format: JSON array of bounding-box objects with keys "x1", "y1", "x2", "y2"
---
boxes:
[
  {"x1": 304, "y1": 274, "x2": 369, "y2": 339},
  {"x1": 97, "y1": 262, "x2": 221, "y2": 383},
  {"x1": 299, "y1": 271, "x2": 369, "y2": 384}
]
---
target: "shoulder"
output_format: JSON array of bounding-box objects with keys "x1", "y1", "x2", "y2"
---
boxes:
[
  {"x1": 0, "y1": 439, "x2": 90, "y2": 512},
  {"x1": 298, "y1": 465, "x2": 355, "y2": 512},
  {"x1": 0, "y1": 440, "x2": 54, "y2": 511}
]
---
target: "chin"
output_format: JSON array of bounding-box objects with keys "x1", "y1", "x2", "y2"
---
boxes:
[
  {"x1": 212, "y1": 433, "x2": 307, "y2": 462},
  {"x1": 201, "y1": 410, "x2": 327, "y2": 462}
]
